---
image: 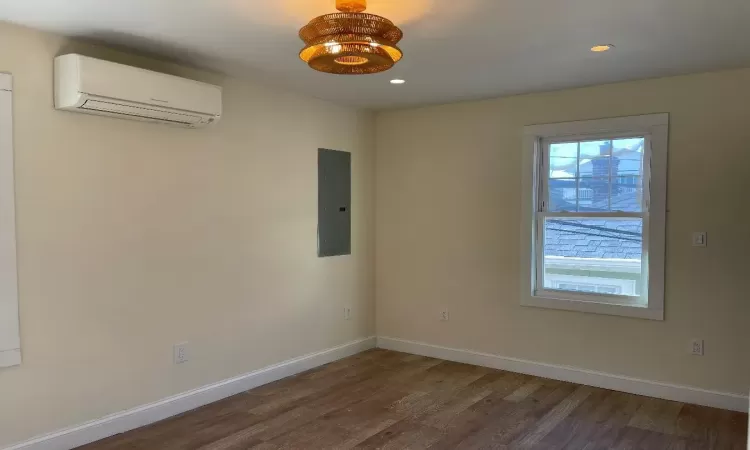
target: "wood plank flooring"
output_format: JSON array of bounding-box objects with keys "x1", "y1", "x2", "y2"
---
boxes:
[{"x1": 79, "y1": 349, "x2": 748, "y2": 449}]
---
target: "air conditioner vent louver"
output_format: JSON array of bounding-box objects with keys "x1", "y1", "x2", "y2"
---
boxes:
[
  {"x1": 54, "y1": 54, "x2": 222, "y2": 128},
  {"x1": 81, "y1": 99, "x2": 203, "y2": 125}
]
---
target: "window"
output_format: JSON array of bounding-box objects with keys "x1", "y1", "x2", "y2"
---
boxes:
[
  {"x1": 521, "y1": 114, "x2": 667, "y2": 320},
  {"x1": 0, "y1": 73, "x2": 19, "y2": 367}
]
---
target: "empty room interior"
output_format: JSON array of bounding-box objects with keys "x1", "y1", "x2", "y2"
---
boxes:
[{"x1": 0, "y1": 0, "x2": 749, "y2": 448}]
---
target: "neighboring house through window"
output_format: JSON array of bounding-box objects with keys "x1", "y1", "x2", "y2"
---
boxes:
[{"x1": 521, "y1": 114, "x2": 668, "y2": 320}]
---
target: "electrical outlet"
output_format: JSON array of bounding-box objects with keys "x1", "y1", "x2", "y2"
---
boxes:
[
  {"x1": 344, "y1": 307, "x2": 352, "y2": 320},
  {"x1": 690, "y1": 339, "x2": 704, "y2": 356},
  {"x1": 440, "y1": 310, "x2": 450, "y2": 322},
  {"x1": 174, "y1": 342, "x2": 189, "y2": 364}
]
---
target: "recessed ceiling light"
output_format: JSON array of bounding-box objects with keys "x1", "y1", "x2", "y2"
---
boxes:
[
  {"x1": 591, "y1": 44, "x2": 614, "y2": 52},
  {"x1": 390, "y1": 79, "x2": 406, "y2": 85}
]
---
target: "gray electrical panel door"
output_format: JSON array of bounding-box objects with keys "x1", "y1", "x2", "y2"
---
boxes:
[{"x1": 318, "y1": 149, "x2": 351, "y2": 257}]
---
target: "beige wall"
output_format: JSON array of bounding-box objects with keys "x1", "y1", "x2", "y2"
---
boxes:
[
  {"x1": 0, "y1": 22, "x2": 375, "y2": 447},
  {"x1": 376, "y1": 69, "x2": 750, "y2": 395},
  {"x1": 2, "y1": 17, "x2": 749, "y2": 447}
]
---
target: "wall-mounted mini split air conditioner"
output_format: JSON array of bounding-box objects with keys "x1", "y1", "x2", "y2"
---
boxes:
[{"x1": 54, "y1": 54, "x2": 222, "y2": 128}]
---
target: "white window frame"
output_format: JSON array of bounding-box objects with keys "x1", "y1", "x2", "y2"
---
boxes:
[
  {"x1": 521, "y1": 114, "x2": 668, "y2": 320},
  {"x1": 0, "y1": 73, "x2": 20, "y2": 367}
]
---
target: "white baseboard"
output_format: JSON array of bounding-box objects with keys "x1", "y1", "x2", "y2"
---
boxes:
[
  {"x1": 377, "y1": 336, "x2": 748, "y2": 413},
  {"x1": 6, "y1": 335, "x2": 745, "y2": 450},
  {"x1": 6, "y1": 336, "x2": 376, "y2": 450}
]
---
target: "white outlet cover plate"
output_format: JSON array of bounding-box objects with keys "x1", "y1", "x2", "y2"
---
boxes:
[
  {"x1": 174, "y1": 342, "x2": 189, "y2": 364},
  {"x1": 690, "y1": 339, "x2": 704, "y2": 356}
]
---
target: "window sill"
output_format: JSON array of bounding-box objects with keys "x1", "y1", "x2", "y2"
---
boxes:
[{"x1": 522, "y1": 294, "x2": 664, "y2": 320}]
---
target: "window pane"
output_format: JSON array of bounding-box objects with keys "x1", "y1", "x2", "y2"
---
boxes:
[
  {"x1": 579, "y1": 140, "x2": 611, "y2": 177},
  {"x1": 612, "y1": 138, "x2": 645, "y2": 177},
  {"x1": 548, "y1": 178, "x2": 577, "y2": 212},
  {"x1": 543, "y1": 218, "x2": 643, "y2": 300},
  {"x1": 578, "y1": 177, "x2": 610, "y2": 212},
  {"x1": 549, "y1": 142, "x2": 578, "y2": 178},
  {"x1": 611, "y1": 176, "x2": 643, "y2": 212}
]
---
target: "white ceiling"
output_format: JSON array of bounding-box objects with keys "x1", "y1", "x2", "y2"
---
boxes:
[{"x1": 1, "y1": 0, "x2": 749, "y2": 109}]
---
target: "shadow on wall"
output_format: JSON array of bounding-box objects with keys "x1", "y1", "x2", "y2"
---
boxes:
[
  {"x1": 56, "y1": 36, "x2": 226, "y2": 85},
  {"x1": 54, "y1": 33, "x2": 304, "y2": 96}
]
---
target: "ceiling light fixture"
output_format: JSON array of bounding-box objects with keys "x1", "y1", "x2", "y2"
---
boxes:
[
  {"x1": 390, "y1": 79, "x2": 406, "y2": 85},
  {"x1": 591, "y1": 44, "x2": 614, "y2": 52},
  {"x1": 299, "y1": 0, "x2": 404, "y2": 75}
]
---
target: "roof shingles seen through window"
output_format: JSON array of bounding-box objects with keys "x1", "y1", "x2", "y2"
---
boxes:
[{"x1": 545, "y1": 219, "x2": 642, "y2": 259}]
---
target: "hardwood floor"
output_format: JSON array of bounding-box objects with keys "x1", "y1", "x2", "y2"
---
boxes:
[{"x1": 79, "y1": 349, "x2": 748, "y2": 449}]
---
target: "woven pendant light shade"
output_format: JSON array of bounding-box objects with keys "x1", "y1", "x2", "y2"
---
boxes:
[{"x1": 299, "y1": 0, "x2": 403, "y2": 75}]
